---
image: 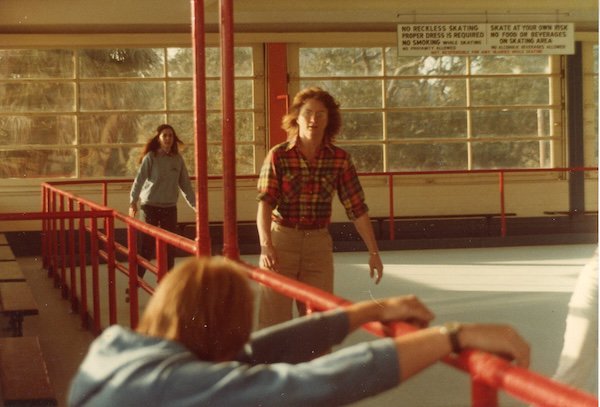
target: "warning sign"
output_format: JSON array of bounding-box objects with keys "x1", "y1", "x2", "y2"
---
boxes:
[{"x1": 397, "y1": 23, "x2": 574, "y2": 56}]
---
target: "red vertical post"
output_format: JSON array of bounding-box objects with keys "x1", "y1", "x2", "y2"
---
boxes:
[
  {"x1": 127, "y1": 225, "x2": 140, "y2": 328},
  {"x1": 472, "y1": 378, "x2": 499, "y2": 407},
  {"x1": 68, "y1": 199, "x2": 78, "y2": 311},
  {"x1": 499, "y1": 171, "x2": 507, "y2": 237},
  {"x1": 191, "y1": 0, "x2": 211, "y2": 257},
  {"x1": 78, "y1": 202, "x2": 88, "y2": 329},
  {"x1": 41, "y1": 185, "x2": 48, "y2": 269},
  {"x1": 220, "y1": 0, "x2": 239, "y2": 259},
  {"x1": 90, "y1": 217, "x2": 101, "y2": 334},
  {"x1": 106, "y1": 217, "x2": 117, "y2": 325},
  {"x1": 59, "y1": 195, "x2": 67, "y2": 297},
  {"x1": 388, "y1": 174, "x2": 395, "y2": 240}
]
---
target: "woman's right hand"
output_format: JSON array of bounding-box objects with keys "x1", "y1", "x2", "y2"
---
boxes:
[{"x1": 129, "y1": 203, "x2": 138, "y2": 218}]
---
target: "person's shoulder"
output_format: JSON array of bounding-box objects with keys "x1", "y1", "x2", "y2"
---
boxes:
[
  {"x1": 327, "y1": 143, "x2": 351, "y2": 158},
  {"x1": 269, "y1": 141, "x2": 291, "y2": 153}
]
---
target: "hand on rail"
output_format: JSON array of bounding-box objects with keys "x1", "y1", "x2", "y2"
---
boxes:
[
  {"x1": 456, "y1": 323, "x2": 530, "y2": 368},
  {"x1": 260, "y1": 244, "x2": 278, "y2": 271},
  {"x1": 345, "y1": 295, "x2": 434, "y2": 334}
]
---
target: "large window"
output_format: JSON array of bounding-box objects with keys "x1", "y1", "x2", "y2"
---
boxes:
[
  {"x1": 293, "y1": 47, "x2": 563, "y2": 173},
  {"x1": 0, "y1": 46, "x2": 264, "y2": 179}
]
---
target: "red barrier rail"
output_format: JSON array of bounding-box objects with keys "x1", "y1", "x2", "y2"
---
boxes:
[{"x1": 3, "y1": 177, "x2": 583, "y2": 406}]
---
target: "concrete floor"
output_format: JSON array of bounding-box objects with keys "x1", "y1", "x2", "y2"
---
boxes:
[{"x1": 16, "y1": 243, "x2": 599, "y2": 407}]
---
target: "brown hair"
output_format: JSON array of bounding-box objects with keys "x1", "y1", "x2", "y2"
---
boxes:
[
  {"x1": 281, "y1": 87, "x2": 342, "y2": 144},
  {"x1": 136, "y1": 256, "x2": 254, "y2": 362},
  {"x1": 138, "y1": 124, "x2": 184, "y2": 164}
]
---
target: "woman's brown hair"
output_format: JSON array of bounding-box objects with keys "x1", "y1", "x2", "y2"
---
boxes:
[
  {"x1": 281, "y1": 87, "x2": 342, "y2": 144},
  {"x1": 138, "y1": 124, "x2": 184, "y2": 164},
  {"x1": 136, "y1": 257, "x2": 254, "y2": 362}
]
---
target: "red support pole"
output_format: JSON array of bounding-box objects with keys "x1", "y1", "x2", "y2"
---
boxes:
[
  {"x1": 41, "y1": 185, "x2": 48, "y2": 269},
  {"x1": 388, "y1": 174, "x2": 395, "y2": 240},
  {"x1": 90, "y1": 218, "x2": 101, "y2": 334},
  {"x1": 191, "y1": 0, "x2": 211, "y2": 257},
  {"x1": 68, "y1": 199, "x2": 78, "y2": 312},
  {"x1": 78, "y1": 202, "x2": 89, "y2": 329},
  {"x1": 499, "y1": 171, "x2": 507, "y2": 237},
  {"x1": 59, "y1": 195, "x2": 67, "y2": 298},
  {"x1": 106, "y1": 217, "x2": 117, "y2": 325},
  {"x1": 127, "y1": 225, "x2": 140, "y2": 328},
  {"x1": 472, "y1": 378, "x2": 498, "y2": 407},
  {"x1": 220, "y1": 0, "x2": 239, "y2": 259}
]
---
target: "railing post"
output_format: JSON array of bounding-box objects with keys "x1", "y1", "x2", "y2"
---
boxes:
[
  {"x1": 90, "y1": 215, "x2": 101, "y2": 335},
  {"x1": 59, "y1": 195, "x2": 67, "y2": 297},
  {"x1": 156, "y1": 239, "x2": 168, "y2": 282},
  {"x1": 472, "y1": 378, "x2": 498, "y2": 407},
  {"x1": 78, "y1": 202, "x2": 89, "y2": 329},
  {"x1": 499, "y1": 171, "x2": 507, "y2": 237},
  {"x1": 127, "y1": 225, "x2": 140, "y2": 328},
  {"x1": 388, "y1": 174, "x2": 395, "y2": 240},
  {"x1": 106, "y1": 216, "x2": 117, "y2": 325},
  {"x1": 68, "y1": 199, "x2": 78, "y2": 311}
]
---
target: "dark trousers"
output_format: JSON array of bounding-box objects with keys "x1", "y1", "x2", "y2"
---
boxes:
[{"x1": 138, "y1": 204, "x2": 178, "y2": 277}]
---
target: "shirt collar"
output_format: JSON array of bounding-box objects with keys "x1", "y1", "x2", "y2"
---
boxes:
[{"x1": 286, "y1": 135, "x2": 334, "y2": 153}]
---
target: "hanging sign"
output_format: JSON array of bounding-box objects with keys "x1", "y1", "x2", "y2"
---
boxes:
[{"x1": 397, "y1": 23, "x2": 574, "y2": 56}]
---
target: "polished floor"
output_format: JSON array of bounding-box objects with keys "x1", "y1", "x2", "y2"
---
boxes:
[{"x1": 16, "y1": 243, "x2": 599, "y2": 407}]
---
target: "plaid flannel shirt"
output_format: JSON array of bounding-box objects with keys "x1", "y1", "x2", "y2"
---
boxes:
[{"x1": 257, "y1": 140, "x2": 368, "y2": 226}]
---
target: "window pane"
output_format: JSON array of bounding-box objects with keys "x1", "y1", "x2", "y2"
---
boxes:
[
  {"x1": 0, "y1": 149, "x2": 76, "y2": 178},
  {"x1": 80, "y1": 146, "x2": 140, "y2": 177},
  {"x1": 0, "y1": 83, "x2": 75, "y2": 112},
  {"x1": 168, "y1": 80, "x2": 192, "y2": 110},
  {"x1": 79, "y1": 114, "x2": 164, "y2": 144},
  {"x1": 386, "y1": 79, "x2": 466, "y2": 107},
  {"x1": 201, "y1": 145, "x2": 254, "y2": 175},
  {"x1": 0, "y1": 49, "x2": 74, "y2": 79},
  {"x1": 471, "y1": 77, "x2": 549, "y2": 105},
  {"x1": 388, "y1": 143, "x2": 467, "y2": 171},
  {"x1": 300, "y1": 48, "x2": 382, "y2": 77},
  {"x1": 236, "y1": 79, "x2": 254, "y2": 109},
  {"x1": 79, "y1": 82, "x2": 165, "y2": 111},
  {"x1": 385, "y1": 50, "x2": 466, "y2": 76},
  {"x1": 344, "y1": 145, "x2": 383, "y2": 172},
  {"x1": 0, "y1": 115, "x2": 76, "y2": 145},
  {"x1": 168, "y1": 47, "x2": 254, "y2": 78},
  {"x1": 234, "y1": 47, "x2": 254, "y2": 76},
  {"x1": 472, "y1": 109, "x2": 551, "y2": 138},
  {"x1": 340, "y1": 112, "x2": 382, "y2": 141},
  {"x1": 206, "y1": 112, "x2": 255, "y2": 142},
  {"x1": 167, "y1": 48, "x2": 193, "y2": 78},
  {"x1": 300, "y1": 79, "x2": 381, "y2": 108},
  {"x1": 387, "y1": 111, "x2": 467, "y2": 139},
  {"x1": 79, "y1": 49, "x2": 165, "y2": 78},
  {"x1": 168, "y1": 113, "x2": 194, "y2": 144},
  {"x1": 471, "y1": 141, "x2": 543, "y2": 168},
  {"x1": 470, "y1": 55, "x2": 550, "y2": 74}
]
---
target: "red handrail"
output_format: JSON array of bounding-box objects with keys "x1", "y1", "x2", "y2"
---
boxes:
[{"x1": 0, "y1": 173, "x2": 587, "y2": 406}]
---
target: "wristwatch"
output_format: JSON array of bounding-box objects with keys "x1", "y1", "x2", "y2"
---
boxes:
[{"x1": 440, "y1": 321, "x2": 462, "y2": 354}]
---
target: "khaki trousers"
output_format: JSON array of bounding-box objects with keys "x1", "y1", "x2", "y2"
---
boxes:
[{"x1": 258, "y1": 223, "x2": 334, "y2": 329}]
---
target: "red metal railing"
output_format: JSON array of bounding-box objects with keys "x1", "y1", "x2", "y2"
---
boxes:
[{"x1": 30, "y1": 177, "x2": 598, "y2": 406}]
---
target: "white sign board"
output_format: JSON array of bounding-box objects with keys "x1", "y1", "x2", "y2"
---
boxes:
[{"x1": 397, "y1": 23, "x2": 574, "y2": 56}]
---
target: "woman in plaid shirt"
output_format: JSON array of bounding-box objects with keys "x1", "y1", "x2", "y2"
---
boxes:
[{"x1": 256, "y1": 87, "x2": 383, "y2": 328}]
